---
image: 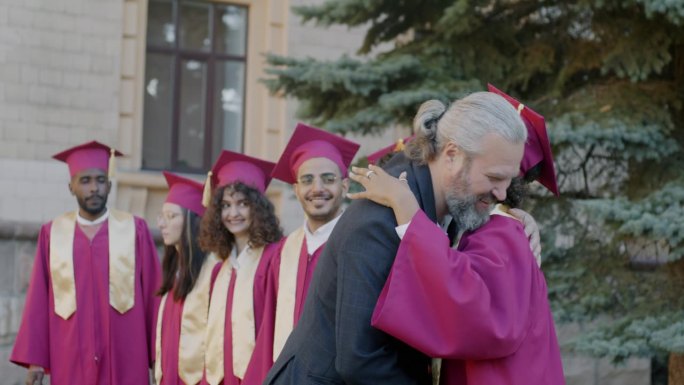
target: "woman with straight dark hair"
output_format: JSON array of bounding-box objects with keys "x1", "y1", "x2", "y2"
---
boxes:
[
  {"x1": 155, "y1": 171, "x2": 220, "y2": 385},
  {"x1": 199, "y1": 151, "x2": 283, "y2": 385}
]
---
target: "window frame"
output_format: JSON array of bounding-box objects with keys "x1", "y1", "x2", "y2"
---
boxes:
[{"x1": 143, "y1": 0, "x2": 249, "y2": 173}]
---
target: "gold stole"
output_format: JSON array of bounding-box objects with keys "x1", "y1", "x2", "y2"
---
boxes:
[
  {"x1": 49, "y1": 209, "x2": 136, "y2": 320},
  {"x1": 154, "y1": 253, "x2": 220, "y2": 385},
  {"x1": 204, "y1": 246, "x2": 264, "y2": 385},
  {"x1": 272, "y1": 227, "x2": 306, "y2": 362}
]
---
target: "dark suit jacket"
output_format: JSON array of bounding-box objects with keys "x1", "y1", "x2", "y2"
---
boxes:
[{"x1": 264, "y1": 153, "x2": 436, "y2": 385}]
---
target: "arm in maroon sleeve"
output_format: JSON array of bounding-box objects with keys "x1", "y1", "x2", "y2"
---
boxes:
[
  {"x1": 135, "y1": 217, "x2": 162, "y2": 367},
  {"x1": 371, "y1": 210, "x2": 535, "y2": 360},
  {"x1": 10, "y1": 224, "x2": 52, "y2": 370},
  {"x1": 242, "y1": 239, "x2": 285, "y2": 385}
]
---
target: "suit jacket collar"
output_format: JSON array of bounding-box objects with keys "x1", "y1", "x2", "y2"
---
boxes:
[{"x1": 385, "y1": 153, "x2": 438, "y2": 223}]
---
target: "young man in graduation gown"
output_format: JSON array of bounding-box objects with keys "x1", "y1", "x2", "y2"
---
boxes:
[
  {"x1": 352, "y1": 85, "x2": 565, "y2": 384},
  {"x1": 242, "y1": 123, "x2": 360, "y2": 384},
  {"x1": 10, "y1": 141, "x2": 162, "y2": 385},
  {"x1": 263, "y1": 92, "x2": 528, "y2": 385}
]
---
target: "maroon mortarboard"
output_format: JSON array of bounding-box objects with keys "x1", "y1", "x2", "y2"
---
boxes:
[
  {"x1": 163, "y1": 171, "x2": 206, "y2": 216},
  {"x1": 271, "y1": 122, "x2": 361, "y2": 184},
  {"x1": 52, "y1": 140, "x2": 124, "y2": 178},
  {"x1": 487, "y1": 84, "x2": 559, "y2": 196},
  {"x1": 202, "y1": 150, "x2": 275, "y2": 207},
  {"x1": 366, "y1": 135, "x2": 415, "y2": 165}
]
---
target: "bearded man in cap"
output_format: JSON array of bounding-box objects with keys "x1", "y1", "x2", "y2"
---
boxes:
[
  {"x1": 264, "y1": 92, "x2": 528, "y2": 385},
  {"x1": 10, "y1": 141, "x2": 162, "y2": 385},
  {"x1": 351, "y1": 85, "x2": 565, "y2": 385}
]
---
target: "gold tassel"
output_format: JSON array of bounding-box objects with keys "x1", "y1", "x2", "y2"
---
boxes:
[
  {"x1": 393, "y1": 138, "x2": 405, "y2": 152},
  {"x1": 108, "y1": 148, "x2": 116, "y2": 179},
  {"x1": 202, "y1": 171, "x2": 213, "y2": 208},
  {"x1": 517, "y1": 103, "x2": 525, "y2": 115}
]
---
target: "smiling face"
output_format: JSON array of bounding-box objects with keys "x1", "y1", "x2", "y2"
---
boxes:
[
  {"x1": 69, "y1": 167, "x2": 111, "y2": 220},
  {"x1": 438, "y1": 133, "x2": 523, "y2": 231},
  {"x1": 157, "y1": 202, "x2": 185, "y2": 246},
  {"x1": 220, "y1": 188, "x2": 252, "y2": 239},
  {"x1": 293, "y1": 157, "x2": 349, "y2": 228}
]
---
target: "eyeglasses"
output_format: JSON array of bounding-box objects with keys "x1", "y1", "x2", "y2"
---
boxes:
[
  {"x1": 297, "y1": 173, "x2": 339, "y2": 186},
  {"x1": 156, "y1": 212, "x2": 182, "y2": 224}
]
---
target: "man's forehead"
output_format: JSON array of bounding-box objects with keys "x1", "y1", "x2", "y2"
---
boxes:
[
  {"x1": 475, "y1": 136, "x2": 524, "y2": 172},
  {"x1": 73, "y1": 168, "x2": 107, "y2": 178},
  {"x1": 296, "y1": 157, "x2": 341, "y2": 176}
]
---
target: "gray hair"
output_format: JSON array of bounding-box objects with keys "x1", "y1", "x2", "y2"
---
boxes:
[{"x1": 406, "y1": 92, "x2": 527, "y2": 163}]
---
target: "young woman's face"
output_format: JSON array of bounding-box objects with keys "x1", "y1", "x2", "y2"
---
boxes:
[
  {"x1": 158, "y1": 202, "x2": 184, "y2": 246},
  {"x1": 220, "y1": 189, "x2": 252, "y2": 238}
]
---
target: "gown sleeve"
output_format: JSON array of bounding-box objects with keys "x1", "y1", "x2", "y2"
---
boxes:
[
  {"x1": 135, "y1": 217, "x2": 162, "y2": 367},
  {"x1": 10, "y1": 224, "x2": 53, "y2": 370},
  {"x1": 372, "y1": 210, "x2": 536, "y2": 360}
]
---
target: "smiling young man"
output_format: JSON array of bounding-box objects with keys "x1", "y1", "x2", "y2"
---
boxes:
[
  {"x1": 10, "y1": 141, "x2": 162, "y2": 385},
  {"x1": 241, "y1": 123, "x2": 360, "y2": 384}
]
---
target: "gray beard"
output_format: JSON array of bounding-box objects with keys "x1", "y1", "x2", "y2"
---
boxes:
[
  {"x1": 444, "y1": 157, "x2": 492, "y2": 232},
  {"x1": 446, "y1": 192, "x2": 491, "y2": 232}
]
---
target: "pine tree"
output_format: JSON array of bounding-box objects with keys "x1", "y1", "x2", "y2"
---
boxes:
[{"x1": 265, "y1": 0, "x2": 684, "y2": 380}]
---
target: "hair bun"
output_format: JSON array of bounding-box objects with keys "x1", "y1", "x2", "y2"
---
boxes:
[{"x1": 413, "y1": 99, "x2": 446, "y2": 139}]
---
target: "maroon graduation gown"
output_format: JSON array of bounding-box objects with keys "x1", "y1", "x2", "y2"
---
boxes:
[
  {"x1": 158, "y1": 258, "x2": 221, "y2": 385},
  {"x1": 372, "y1": 210, "x2": 565, "y2": 385},
  {"x1": 241, "y1": 236, "x2": 326, "y2": 385},
  {"x1": 10, "y1": 217, "x2": 162, "y2": 385},
  {"x1": 200, "y1": 242, "x2": 279, "y2": 385}
]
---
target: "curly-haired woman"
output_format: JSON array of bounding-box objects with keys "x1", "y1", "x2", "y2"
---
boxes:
[
  {"x1": 155, "y1": 171, "x2": 219, "y2": 385},
  {"x1": 199, "y1": 151, "x2": 283, "y2": 385}
]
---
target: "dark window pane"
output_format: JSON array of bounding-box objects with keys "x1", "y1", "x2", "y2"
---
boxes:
[
  {"x1": 179, "y1": 2, "x2": 210, "y2": 51},
  {"x1": 213, "y1": 60, "x2": 245, "y2": 158},
  {"x1": 142, "y1": 53, "x2": 174, "y2": 169},
  {"x1": 215, "y1": 5, "x2": 247, "y2": 56},
  {"x1": 178, "y1": 59, "x2": 207, "y2": 170},
  {"x1": 147, "y1": 0, "x2": 175, "y2": 48},
  {"x1": 143, "y1": 1, "x2": 248, "y2": 172}
]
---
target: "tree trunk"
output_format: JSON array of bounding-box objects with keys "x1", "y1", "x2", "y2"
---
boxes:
[{"x1": 669, "y1": 353, "x2": 684, "y2": 385}]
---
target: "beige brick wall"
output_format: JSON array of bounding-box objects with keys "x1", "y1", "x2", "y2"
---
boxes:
[{"x1": 0, "y1": 0, "x2": 123, "y2": 224}]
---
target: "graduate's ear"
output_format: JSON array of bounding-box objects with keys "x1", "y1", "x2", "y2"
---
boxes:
[
  {"x1": 67, "y1": 179, "x2": 76, "y2": 196},
  {"x1": 341, "y1": 176, "x2": 350, "y2": 193},
  {"x1": 441, "y1": 141, "x2": 464, "y2": 169}
]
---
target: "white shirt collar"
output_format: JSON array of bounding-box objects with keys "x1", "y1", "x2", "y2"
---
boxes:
[
  {"x1": 229, "y1": 244, "x2": 252, "y2": 270},
  {"x1": 76, "y1": 209, "x2": 109, "y2": 226},
  {"x1": 303, "y1": 212, "x2": 343, "y2": 254},
  {"x1": 440, "y1": 214, "x2": 453, "y2": 232}
]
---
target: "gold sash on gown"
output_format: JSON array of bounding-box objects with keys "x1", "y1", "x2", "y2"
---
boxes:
[
  {"x1": 272, "y1": 227, "x2": 306, "y2": 361},
  {"x1": 155, "y1": 253, "x2": 220, "y2": 385},
  {"x1": 50, "y1": 209, "x2": 136, "y2": 320},
  {"x1": 204, "y1": 246, "x2": 264, "y2": 385}
]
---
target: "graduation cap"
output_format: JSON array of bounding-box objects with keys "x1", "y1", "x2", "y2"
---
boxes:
[
  {"x1": 487, "y1": 84, "x2": 559, "y2": 196},
  {"x1": 271, "y1": 122, "x2": 361, "y2": 184},
  {"x1": 163, "y1": 171, "x2": 206, "y2": 216},
  {"x1": 52, "y1": 140, "x2": 123, "y2": 179},
  {"x1": 366, "y1": 135, "x2": 415, "y2": 165},
  {"x1": 202, "y1": 150, "x2": 275, "y2": 207}
]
